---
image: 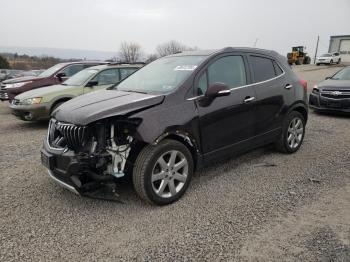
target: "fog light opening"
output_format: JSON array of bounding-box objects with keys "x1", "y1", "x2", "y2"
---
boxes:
[{"x1": 24, "y1": 112, "x2": 33, "y2": 121}]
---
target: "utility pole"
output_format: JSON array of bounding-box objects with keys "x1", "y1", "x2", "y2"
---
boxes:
[{"x1": 314, "y1": 35, "x2": 320, "y2": 64}]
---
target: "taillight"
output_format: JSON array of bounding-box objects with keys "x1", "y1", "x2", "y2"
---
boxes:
[{"x1": 299, "y1": 79, "x2": 307, "y2": 91}]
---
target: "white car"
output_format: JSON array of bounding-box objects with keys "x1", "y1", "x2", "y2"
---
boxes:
[{"x1": 316, "y1": 53, "x2": 341, "y2": 65}]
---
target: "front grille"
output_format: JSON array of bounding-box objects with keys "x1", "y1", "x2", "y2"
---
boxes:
[
  {"x1": 48, "y1": 119, "x2": 87, "y2": 150},
  {"x1": 321, "y1": 90, "x2": 350, "y2": 99}
]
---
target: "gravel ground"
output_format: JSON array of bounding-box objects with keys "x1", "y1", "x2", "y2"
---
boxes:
[{"x1": 0, "y1": 65, "x2": 349, "y2": 261}]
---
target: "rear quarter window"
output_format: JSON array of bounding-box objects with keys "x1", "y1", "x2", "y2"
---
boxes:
[{"x1": 250, "y1": 56, "x2": 276, "y2": 82}]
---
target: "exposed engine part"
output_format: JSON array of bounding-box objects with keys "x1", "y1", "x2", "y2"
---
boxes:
[{"x1": 104, "y1": 124, "x2": 133, "y2": 178}]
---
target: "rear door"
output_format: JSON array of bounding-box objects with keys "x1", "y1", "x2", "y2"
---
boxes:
[
  {"x1": 196, "y1": 53, "x2": 257, "y2": 156},
  {"x1": 248, "y1": 54, "x2": 291, "y2": 137}
]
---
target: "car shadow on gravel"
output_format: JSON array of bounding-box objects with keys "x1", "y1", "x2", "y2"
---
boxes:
[{"x1": 41, "y1": 144, "x2": 278, "y2": 209}]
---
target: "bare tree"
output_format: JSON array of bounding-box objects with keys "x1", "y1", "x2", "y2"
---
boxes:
[
  {"x1": 145, "y1": 53, "x2": 158, "y2": 64},
  {"x1": 119, "y1": 42, "x2": 142, "y2": 63},
  {"x1": 156, "y1": 40, "x2": 197, "y2": 57}
]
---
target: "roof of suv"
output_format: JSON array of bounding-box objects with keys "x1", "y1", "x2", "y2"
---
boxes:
[{"x1": 170, "y1": 47, "x2": 281, "y2": 58}]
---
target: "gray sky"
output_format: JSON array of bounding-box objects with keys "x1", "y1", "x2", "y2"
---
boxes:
[{"x1": 1, "y1": 0, "x2": 350, "y2": 57}]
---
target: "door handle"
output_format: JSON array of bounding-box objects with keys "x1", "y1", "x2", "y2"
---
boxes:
[
  {"x1": 243, "y1": 96, "x2": 255, "y2": 103},
  {"x1": 285, "y1": 84, "x2": 293, "y2": 89}
]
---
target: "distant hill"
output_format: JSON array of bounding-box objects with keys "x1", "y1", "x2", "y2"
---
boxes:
[{"x1": 0, "y1": 46, "x2": 118, "y2": 60}]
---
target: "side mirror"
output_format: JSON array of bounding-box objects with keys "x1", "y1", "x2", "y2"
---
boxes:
[
  {"x1": 205, "y1": 82, "x2": 231, "y2": 98},
  {"x1": 56, "y1": 72, "x2": 66, "y2": 81},
  {"x1": 86, "y1": 81, "x2": 98, "y2": 87}
]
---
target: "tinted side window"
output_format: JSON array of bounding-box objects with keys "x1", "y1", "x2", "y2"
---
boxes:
[
  {"x1": 120, "y1": 68, "x2": 138, "y2": 80},
  {"x1": 92, "y1": 69, "x2": 119, "y2": 85},
  {"x1": 62, "y1": 64, "x2": 85, "y2": 77},
  {"x1": 250, "y1": 56, "x2": 276, "y2": 82},
  {"x1": 273, "y1": 61, "x2": 283, "y2": 76},
  {"x1": 208, "y1": 56, "x2": 246, "y2": 88}
]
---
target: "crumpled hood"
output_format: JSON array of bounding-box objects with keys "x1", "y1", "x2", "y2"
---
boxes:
[
  {"x1": 15, "y1": 84, "x2": 70, "y2": 100},
  {"x1": 319, "y1": 79, "x2": 350, "y2": 90},
  {"x1": 53, "y1": 90, "x2": 165, "y2": 125},
  {"x1": 3, "y1": 76, "x2": 42, "y2": 84}
]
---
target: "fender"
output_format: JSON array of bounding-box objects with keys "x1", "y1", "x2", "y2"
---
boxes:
[
  {"x1": 287, "y1": 100, "x2": 309, "y2": 122},
  {"x1": 152, "y1": 130, "x2": 200, "y2": 153},
  {"x1": 152, "y1": 129, "x2": 204, "y2": 170}
]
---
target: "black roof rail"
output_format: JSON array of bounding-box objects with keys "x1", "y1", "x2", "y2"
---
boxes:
[{"x1": 106, "y1": 62, "x2": 146, "y2": 65}]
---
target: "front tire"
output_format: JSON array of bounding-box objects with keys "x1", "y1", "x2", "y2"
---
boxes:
[
  {"x1": 276, "y1": 111, "x2": 306, "y2": 154},
  {"x1": 133, "y1": 139, "x2": 194, "y2": 205}
]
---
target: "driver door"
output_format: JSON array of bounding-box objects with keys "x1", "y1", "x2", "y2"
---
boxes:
[{"x1": 195, "y1": 54, "x2": 256, "y2": 158}]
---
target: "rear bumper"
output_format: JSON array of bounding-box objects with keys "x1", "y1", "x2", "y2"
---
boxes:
[
  {"x1": 309, "y1": 93, "x2": 350, "y2": 113},
  {"x1": 9, "y1": 103, "x2": 50, "y2": 121}
]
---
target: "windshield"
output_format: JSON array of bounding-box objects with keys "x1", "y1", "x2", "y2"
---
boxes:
[
  {"x1": 115, "y1": 56, "x2": 206, "y2": 93},
  {"x1": 331, "y1": 67, "x2": 350, "y2": 80},
  {"x1": 38, "y1": 63, "x2": 65, "y2": 78},
  {"x1": 63, "y1": 68, "x2": 98, "y2": 86},
  {"x1": 321, "y1": 54, "x2": 331, "y2": 57}
]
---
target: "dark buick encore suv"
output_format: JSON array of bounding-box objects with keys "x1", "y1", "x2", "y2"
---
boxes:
[{"x1": 41, "y1": 47, "x2": 308, "y2": 205}]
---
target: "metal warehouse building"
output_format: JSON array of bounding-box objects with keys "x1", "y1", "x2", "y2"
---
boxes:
[{"x1": 328, "y1": 35, "x2": 350, "y2": 63}]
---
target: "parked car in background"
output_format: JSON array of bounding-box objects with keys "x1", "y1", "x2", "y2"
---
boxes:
[
  {"x1": 0, "y1": 69, "x2": 25, "y2": 81},
  {"x1": 0, "y1": 69, "x2": 7, "y2": 81},
  {"x1": 309, "y1": 66, "x2": 350, "y2": 113},
  {"x1": 41, "y1": 47, "x2": 308, "y2": 205},
  {"x1": 316, "y1": 53, "x2": 341, "y2": 65},
  {"x1": 10, "y1": 63, "x2": 143, "y2": 121},
  {"x1": 0, "y1": 61, "x2": 105, "y2": 101}
]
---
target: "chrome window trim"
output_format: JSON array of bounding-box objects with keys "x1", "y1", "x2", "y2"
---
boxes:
[{"x1": 187, "y1": 66, "x2": 286, "y2": 101}]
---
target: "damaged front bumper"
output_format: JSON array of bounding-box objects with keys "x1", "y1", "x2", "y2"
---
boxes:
[
  {"x1": 41, "y1": 139, "x2": 121, "y2": 200},
  {"x1": 47, "y1": 169, "x2": 80, "y2": 195}
]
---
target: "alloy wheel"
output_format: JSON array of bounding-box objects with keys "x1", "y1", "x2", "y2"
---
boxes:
[
  {"x1": 287, "y1": 117, "x2": 304, "y2": 149},
  {"x1": 151, "y1": 150, "x2": 189, "y2": 198}
]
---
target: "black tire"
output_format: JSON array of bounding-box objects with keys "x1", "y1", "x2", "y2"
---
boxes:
[
  {"x1": 316, "y1": 63, "x2": 320, "y2": 66},
  {"x1": 330, "y1": 60, "x2": 333, "y2": 65},
  {"x1": 295, "y1": 60, "x2": 301, "y2": 65},
  {"x1": 303, "y1": 56, "x2": 311, "y2": 64},
  {"x1": 275, "y1": 111, "x2": 306, "y2": 154},
  {"x1": 133, "y1": 139, "x2": 194, "y2": 205}
]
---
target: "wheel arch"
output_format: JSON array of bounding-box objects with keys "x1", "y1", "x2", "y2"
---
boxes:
[
  {"x1": 50, "y1": 96, "x2": 74, "y2": 113},
  {"x1": 288, "y1": 102, "x2": 308, "y2": 123},
  {"x1": 152, "y1": 131, "x2": 201, "y2": 170}
]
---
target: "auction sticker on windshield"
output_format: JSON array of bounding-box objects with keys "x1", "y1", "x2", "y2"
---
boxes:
[{"x1": 174, "y1": 65, "x2": 198, "y2": 71}]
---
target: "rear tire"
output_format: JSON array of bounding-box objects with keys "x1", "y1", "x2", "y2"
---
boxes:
[
  {"x1": 133, "y1": 139, "x2": 194, "y2": 205},
  {"x1": 275, "y1": 111, "x2": 306, "y2": 154}
]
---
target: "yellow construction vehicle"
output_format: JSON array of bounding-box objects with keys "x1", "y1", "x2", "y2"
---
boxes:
[{"x1": 287, "y1": 46, "x2": 311, "y2": 65}]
